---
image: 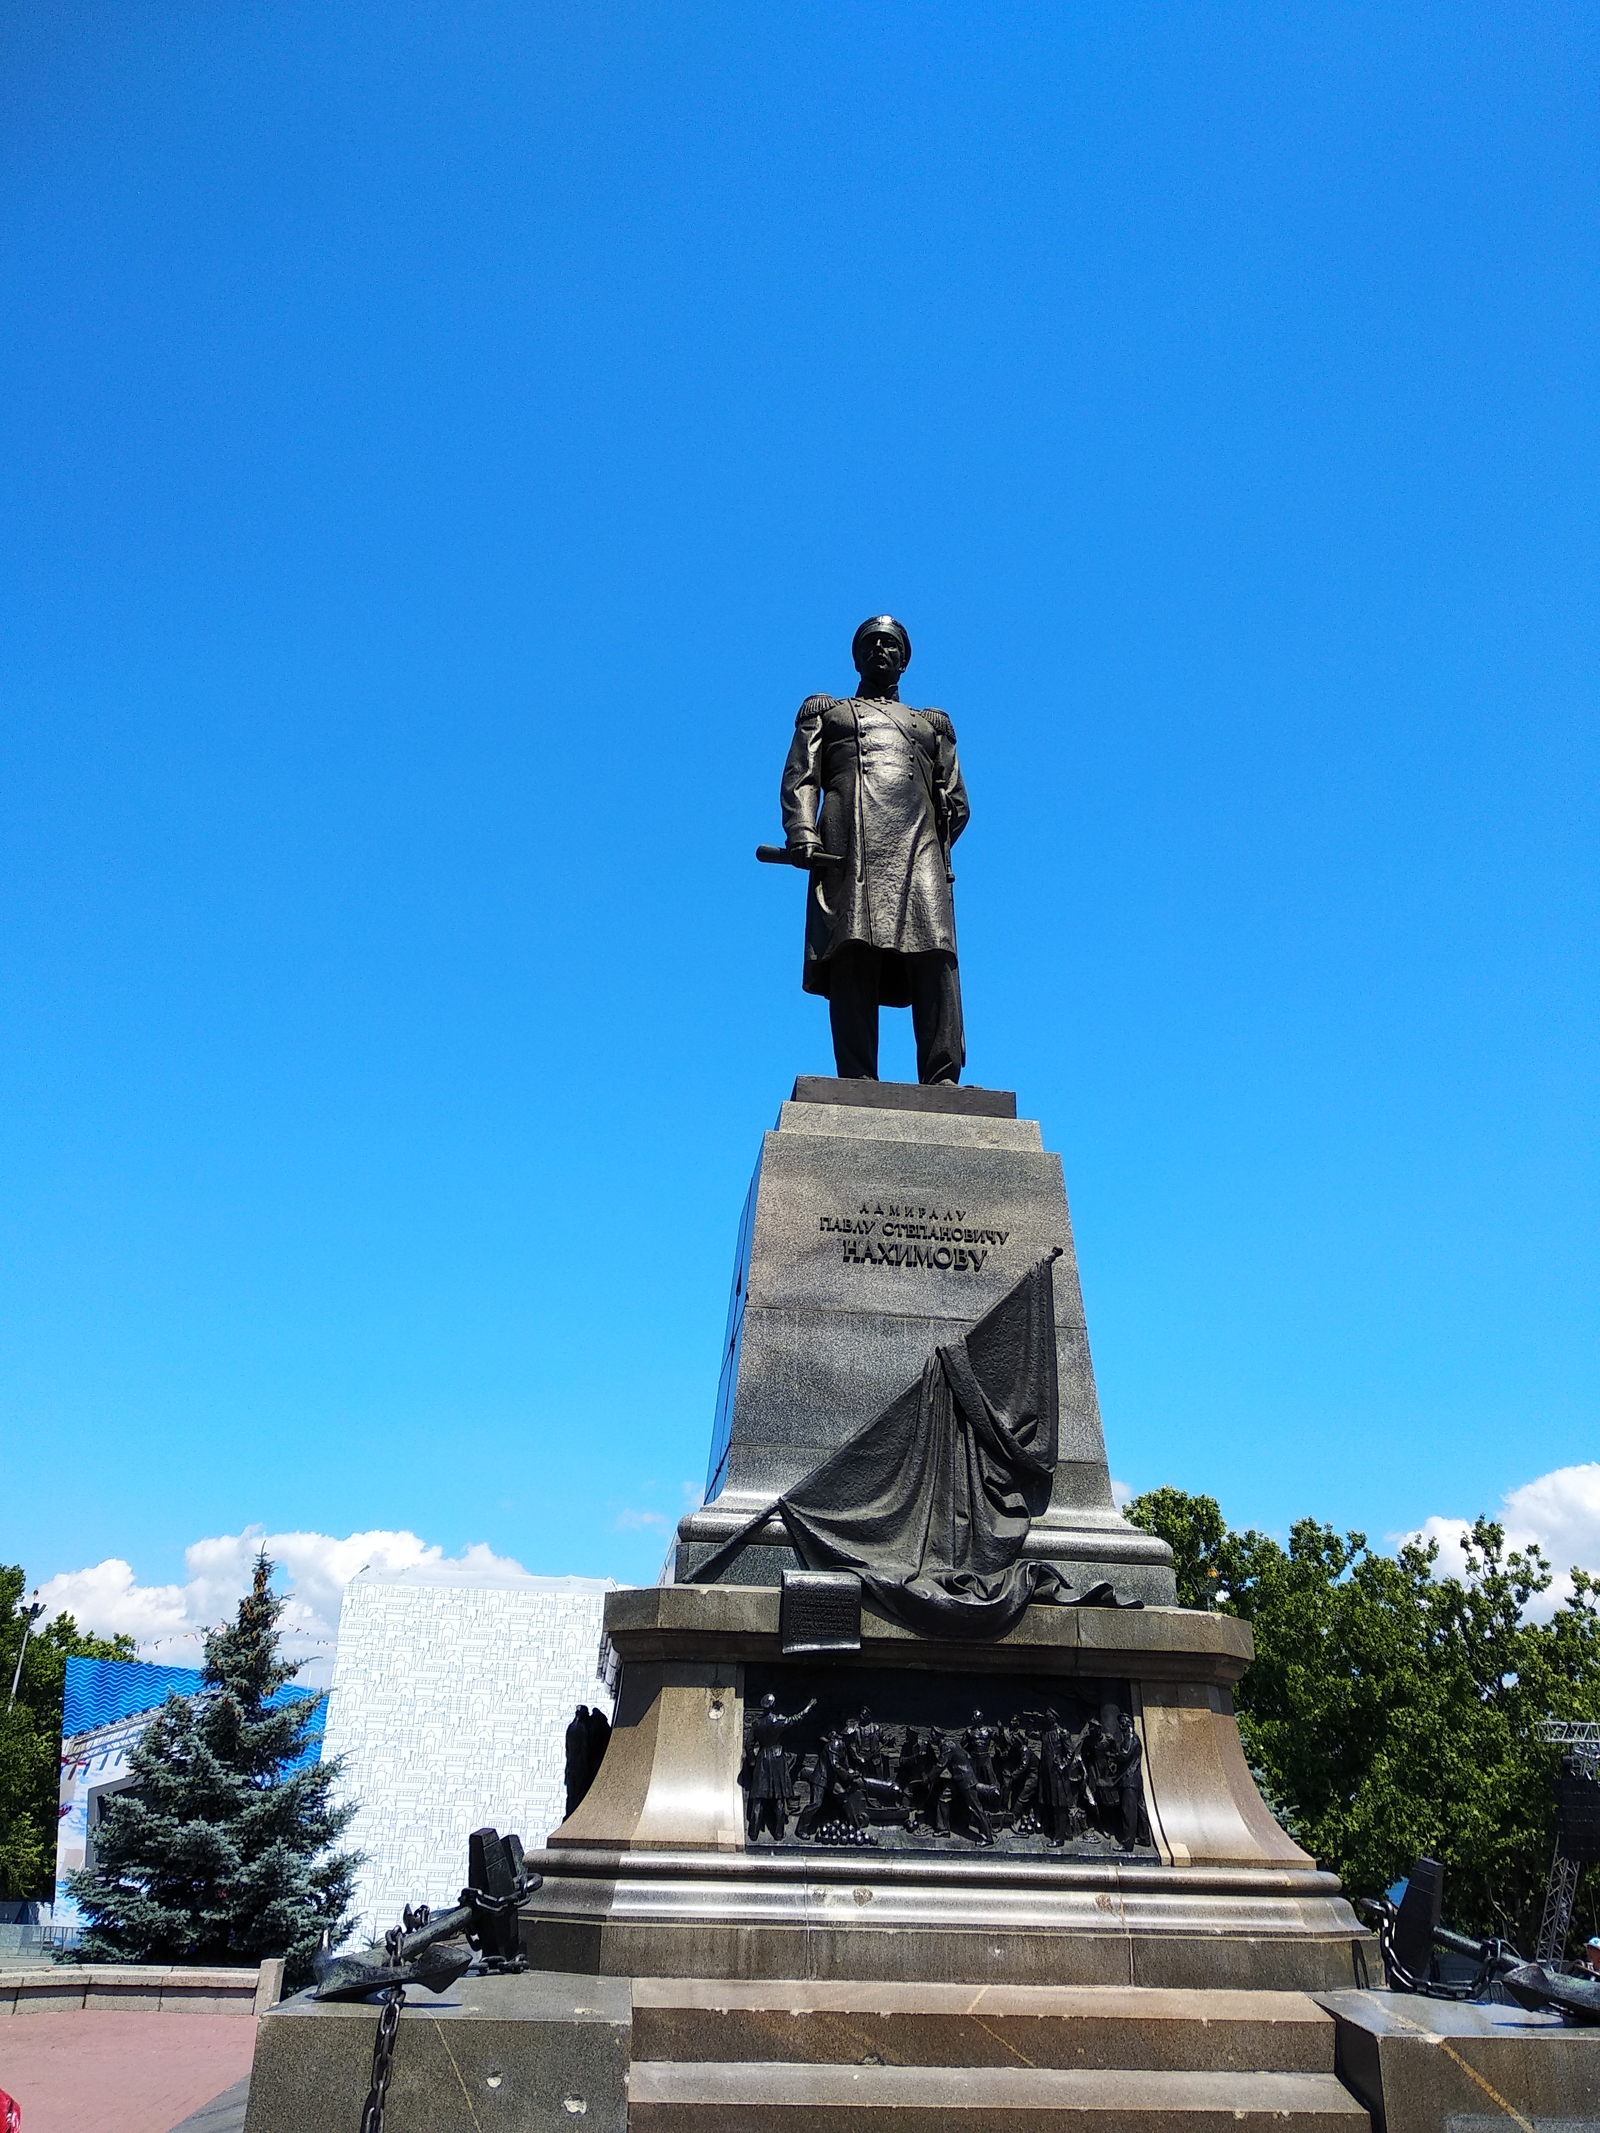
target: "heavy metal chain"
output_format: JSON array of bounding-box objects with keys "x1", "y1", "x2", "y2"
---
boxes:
[{"x1": 357, "y1": 1983, "x2": 405, "y2": 2133}]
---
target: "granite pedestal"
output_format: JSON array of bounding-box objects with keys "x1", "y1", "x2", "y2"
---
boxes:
[
  {"x1": 675, "y1": 1079, "x2": 1176, "y2": 1604},
  {"x1": 623, "y1": 1978, "x2": 1370, "y2": 2129},
  {"x1": 522, "y1": 1584, "x2": 1366, "y2": 1992},
  {"x1": 247, "y1": 1073, "x2": 1387, "y2": 2125},
  {"x1": 242, "y1": 1968, "x2": 1600, "y2": 2131},
  {"x1": 521, "y1": 1077, "x2": 1365, "y2": 1996}
]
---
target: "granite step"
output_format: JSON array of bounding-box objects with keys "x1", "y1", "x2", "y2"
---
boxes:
[
  {"x1": 627, "y1": 2058, "x2": 1371, "y2": 2130},
  {"x1": 629, "y1": 1979, "x2": 1337, "y2": 2074}
]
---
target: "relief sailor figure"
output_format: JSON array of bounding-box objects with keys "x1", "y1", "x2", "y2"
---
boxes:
[{"x1": 741, "y1": 1691, "x2": 817, "y2": 1842}]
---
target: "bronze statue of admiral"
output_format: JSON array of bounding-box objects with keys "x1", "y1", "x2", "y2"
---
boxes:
[{"x1": 775, "y1": 616, "x2": 970, "y2": 1084}]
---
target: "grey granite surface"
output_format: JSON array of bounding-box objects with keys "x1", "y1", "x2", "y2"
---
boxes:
[
  {"x1": 1315, "y1": 1988, "x2": 1600, "y2": 2133},
  {"x1": 244, "y1": 1971, "x2": 631, "y2": 2133},
  {"x1": 776, "y1": 1100, "x2": 1044, "y2": 1151},
  {"x1": 170, "y1": 2077, "x2": 250, "y2": 2133},
  {"x1": 678, "y1": 1088, "x2": 1175, "y2": 1601}
]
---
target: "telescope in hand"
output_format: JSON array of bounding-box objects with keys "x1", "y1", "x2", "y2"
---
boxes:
[{"x1": 756, "y1": 844, "x2": 844, "y2": 871}]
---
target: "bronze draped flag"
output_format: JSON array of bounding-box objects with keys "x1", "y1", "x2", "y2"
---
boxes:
[{"x1": 688, "y1": 1251, "x2": 1132, "y2": 1636}]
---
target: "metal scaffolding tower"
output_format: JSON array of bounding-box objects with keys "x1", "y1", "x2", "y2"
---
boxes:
[{"x1": 1534, "y1": 1720, "x2": 1600, "y2": 1965}]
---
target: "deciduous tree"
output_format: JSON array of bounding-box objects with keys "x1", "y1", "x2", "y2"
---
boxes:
[
  {"x1": 0, "y1": 1566, "x2": 132, "y2": 1901},
  {"x1": 1127, "y1": 1489, "x2": 1600, "y2": 1954}
]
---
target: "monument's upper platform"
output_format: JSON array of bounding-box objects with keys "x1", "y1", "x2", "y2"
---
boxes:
[{"x1": 789, "y1": 1075, "x2": 1017, "y2": 1120}]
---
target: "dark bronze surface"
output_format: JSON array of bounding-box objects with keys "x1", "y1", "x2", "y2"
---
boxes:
[
  {"x1": 739, "y1": 1663, "x2": 1153, "y2": 1857},
  {"x1": 789, "y1": 1075, "x2": 1017, "y2": 1119},
  {"x1": 564, "y1": 1706, "x2": 612, "y2": 1819},
  {"x1": 311, "y1": 1827, "x2": 535, "y2": 2001},
  {"x1": 770, "y1": 617, "x2": 971, "y2": 1084},
  {"x1": 779, "y1": 1570, "x2": 862, "y2": 1654},
  {"x1": 687, "y1": 1255, "x2": 1142, "y2": 1634}
]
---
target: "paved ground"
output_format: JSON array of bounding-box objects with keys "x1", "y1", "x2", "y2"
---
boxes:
[
  {"x1": 0, "y1": 2012, "x2": 256, "y2": 2133},
  {"x1": 170, "y1": 2076, "x2": 250, "y2": 2133}
]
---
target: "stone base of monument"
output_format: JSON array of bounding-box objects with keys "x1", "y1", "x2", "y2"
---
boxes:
[
  {"x1": 624, "y1": 1979, "x2": 1370, "y2": 2129},
  {"x1": 242, "y1": 1969, "x2": 632, "y2": 2133},
  {"x1": 245, "y1": 1974, "x2": 1376, "y2": 2131},
  {"x1": 1315, "y1": 1989, "x2": 1600, "y2": 2133},
  {"x1": 520, "y1": 1584, "x2": 1368, "y2": 1994},
  {"x1": 242, "y1": 1969, "x2": 1600, "y2": 2132}
]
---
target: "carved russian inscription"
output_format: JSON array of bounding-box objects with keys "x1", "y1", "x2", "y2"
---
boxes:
[{"x1": 817, "y1": 1197, "x2": 1010, "y2": 1274}]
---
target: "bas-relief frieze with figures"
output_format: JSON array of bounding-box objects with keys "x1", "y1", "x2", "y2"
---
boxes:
[{"x1": 738, "y1": 1665, "x2": 1154, "y2": 1858}]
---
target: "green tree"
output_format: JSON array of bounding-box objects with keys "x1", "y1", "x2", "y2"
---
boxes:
[
  {"x1": 1120, "y1": 1485, "x2": 1230, "y2": 1609},
  {"x1": 1127, "y1": 1490, "x2": 1600, "y2": 1955},
  {"x1": 0, "y1": 1565, "x2": 133, "y2": 1901},
  {"x1": 68, "y1": 1555, "x2": 357, "y2": 1983}
]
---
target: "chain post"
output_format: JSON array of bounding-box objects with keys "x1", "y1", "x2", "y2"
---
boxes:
[{"x1": 357, "y1": 1984, "x2": 405, "y2": 2133}]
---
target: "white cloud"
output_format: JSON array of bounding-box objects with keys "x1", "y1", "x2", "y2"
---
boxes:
[
  {"x1": 1401, "y1": 1462, "x2": 1600, "y2": 1620},
  {"x1": 612, "y1": 1482, "x2": 700, "y2": 1533},
  {"x1": 1111, "y1": 1477, "x2": 1134, "y2": 1509},
  {"x1": 37, "y1": 1527, "x2": 533, "y2": 1686}
]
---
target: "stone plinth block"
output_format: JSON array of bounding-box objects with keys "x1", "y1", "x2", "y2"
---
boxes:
[
  {"x1": 1316, "y1": 1988, "x2": 1600, "y2": 2132},
  {"x1": 675, "y1": 1081, "x2": 1174, "y2": 1604},
  {"x1": 627, "y1": 1977, "x2": 1342, "y2": 2071},
  {"x1": 242, "y1": 1970, "x2": 631, "y2": 2133},
  {"x1": 248, "y1": 1971, "x2": 1383, "y2": 2133},
  {"x1": 624, "y1": 1974, "x2": 1369, "y2": 2129},
  {"x1": 625, "y1": 2058, "x2": 1369, "y2": 2129}
]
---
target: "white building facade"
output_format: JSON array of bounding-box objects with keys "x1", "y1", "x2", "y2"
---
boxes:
[{"x1": 322, "y1": 1567, "x2": 617, "y2": 1939}]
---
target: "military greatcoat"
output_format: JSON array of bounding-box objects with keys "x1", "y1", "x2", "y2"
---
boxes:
[
  {"x1": 745, "y1": 1704, "x2": 806, "y2": 1803},
  {"x1": 780, "y1": 694, "x2": 970, "y2": 1002}
]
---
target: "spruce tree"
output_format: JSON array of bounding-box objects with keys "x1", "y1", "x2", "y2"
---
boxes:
[{"x1": 68, "y1": 1555, "x2": 358, "y2": 1982}]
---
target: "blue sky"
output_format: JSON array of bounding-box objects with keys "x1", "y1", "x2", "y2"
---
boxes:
[{"x1": 3, "y1": 3, "x2": 1596, "y2": 1615}]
